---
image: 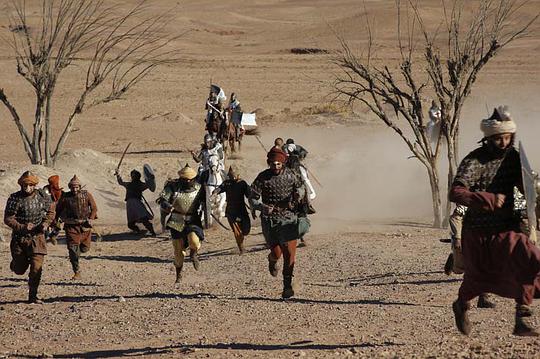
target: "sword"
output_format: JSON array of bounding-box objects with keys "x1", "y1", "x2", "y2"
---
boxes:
[
  {"x1": 116, "y1": 142, "x2": 132, "y2": 174},
  {"x1": 305, "y1": 166, "x2": 323, "y2": 188},
  {"x1": 206, "y1": 102, "x2": 225, "y2": 120},
  {"x1": 142, "y1": 195, "x2": 155, "y2": 218},
  {"x1": 210, "y1": 213, "x2": 230, "y2": 231}
]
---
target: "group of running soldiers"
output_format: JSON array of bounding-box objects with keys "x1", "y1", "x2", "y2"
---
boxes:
[
  {"x1": 3, "y1": 131, "x2": 315, "y2": 303},
  {"x1": 4, "y1": 103, "x2": 540, "y2": 337}
]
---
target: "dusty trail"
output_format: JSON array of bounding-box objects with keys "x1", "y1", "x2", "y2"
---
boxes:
[
  {"x1": 1, "y1": 125, "x2": 539, "y2": 358},
  {"x1": 1, "y1": 0, "x2": 540, "y2": 357}
]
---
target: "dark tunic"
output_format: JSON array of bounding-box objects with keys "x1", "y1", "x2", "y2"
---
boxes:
[
  {"x1": 217, "y1": 179, "x2": 251, "y2": 235},
  {"x1": 117, "y1": 176, "x2": 152, "y2": 222},
  {"x1": 450, "y1": 145, "x2": 540, "y2": 304},
  {"x1": 251, "y1": 168, "x2": 303, "y2": 245},
  {"x1": 4, "y1": 190, "x2": 55, "y2": 255}
]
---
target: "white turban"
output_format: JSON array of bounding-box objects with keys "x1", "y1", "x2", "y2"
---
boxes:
[{"x1": 480, "y1": 105, "x2": 516, "y2": 137}]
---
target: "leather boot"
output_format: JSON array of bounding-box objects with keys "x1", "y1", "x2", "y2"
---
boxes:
[
  {"x1": 28, "y1": 286, "x2": 43, "y2": 304},
  {"x1": 175, "y1": 266, "x2": 183, "y2": 284},
  {"x1": 443, "y1": 253, "x2": 454, "y2": 275},
  {"x1": 282, "y1": 275, "x2": 295, "y2": 299},
  {"x1": 268, "y1": 256, "x2": 278, "y2": 277},
  {"x1": 452, "y1": 299, "x2": 471, "y2": 335},
  {"x1": 477, "y1": 293, "x2": 496, "y2": 308},
  {"x1": 71, "y1": 271, "x2": 82, "y2": 280},
  {"x1": 190, "y1": 250, "x2": 200, "y2": 271},
  {"x1": 513, "y1": 304, "x2": 539, "y2": 336}
]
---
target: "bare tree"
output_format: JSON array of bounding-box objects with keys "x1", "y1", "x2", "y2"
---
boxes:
[
  {"x1": 0, "y1": 0, "x2": 179, "y2": 166},
  {"x1": 331, "y1": 0, "x2": 538, "y2": 227}
]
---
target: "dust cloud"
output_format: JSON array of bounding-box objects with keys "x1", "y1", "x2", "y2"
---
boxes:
[{"x1": 256, "y1": 126, "x2": 434, "y2": 234}]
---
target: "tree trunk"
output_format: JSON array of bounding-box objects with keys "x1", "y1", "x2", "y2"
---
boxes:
[
  {"x1": 427, "y1": 163, "x2": 443, "y2": 228},
  {"x1": 444, "y1": 133, "x2": 459, "y2": 227},
  {"x1": 44, "y1": 93, "x2": 53, "y2": 166},
  {"x1": 31, "y1": 95, "x2": 45, "y2": 164}
]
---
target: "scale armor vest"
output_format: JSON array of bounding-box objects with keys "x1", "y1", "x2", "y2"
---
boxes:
[
  {"x1": 59, "y1": 190, "x2": 91, "y2": 221},
  {"x1": 5, "y1": 190, "x2": 51, "y2": 228}
]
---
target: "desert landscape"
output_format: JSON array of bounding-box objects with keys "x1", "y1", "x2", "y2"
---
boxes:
[{"x1": 1, "y1": 0, "x2": 540, "y2": 357}]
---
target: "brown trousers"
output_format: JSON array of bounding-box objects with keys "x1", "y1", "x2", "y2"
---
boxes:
[{"x1": 10, "y1": 238, "x2": 45, "y2": 291}]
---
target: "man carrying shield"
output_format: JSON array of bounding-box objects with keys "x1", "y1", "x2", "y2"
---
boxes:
[
  {"x1": 116, "y1": 169, "x2": 156, "y2": 236},
  {"x1": 450, "y1": 106, "x2": 540, "y2": 337},
  {"x1": 157, "y1": 164, "x2": 205, "y2": 284}
]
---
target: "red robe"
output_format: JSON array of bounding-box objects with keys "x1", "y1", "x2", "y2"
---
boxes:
[{"x1": 450, "y1": 185, "x2": 540, "y2": 304}]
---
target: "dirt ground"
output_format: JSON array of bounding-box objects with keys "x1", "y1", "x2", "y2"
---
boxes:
[{"x1": 1, "y1": 1, "x2": 540, "y2": 358}]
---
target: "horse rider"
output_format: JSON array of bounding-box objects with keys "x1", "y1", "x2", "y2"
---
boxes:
[
  {"x1": 227, "y1": 93, "x2": 244, "y2": 137},
  {"x1": 205, "y1": 91, "x2": 225, "y2": 130},
  {"x1": 157, "y1": 164, "x2": 205, "y2": 284},
  {"x1": 191, "y1": 134, "x2": 225, "y2": 179}
]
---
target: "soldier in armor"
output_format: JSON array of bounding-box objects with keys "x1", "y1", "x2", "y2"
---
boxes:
[
  {"x1": 42, "y1": 175, "x2": 64, "y2": 245},
  {"x1": 191, "y1": 134, "x2": 225, "y2": 179},
  {"x1": 55, "y1": 175, "x2": 98, "y2": 280},
  {"x1": 158, "y1": 176, "x2": 174, "y2": 233},
  {"x1": 251, "y1": 148, "x2": 308, "y2": 298},
  {"x1": 116, "y1": 169, "x2": 156, "y2": 236},
  {"x1": 205, "y1": 91, "x2": 225, "y2": 129},
  {"x1": 450, "y1": 106, "x2": 540, "y2": 337},
  {"x1": 157, "y1": 164, "x2": 205, "y2": 284},
  {"x1": 283, "y1": 138, "x2": 308, "y2": 161},
  {"x1": 4, "y1": 171, "x2": 55, "y2": 303},
  {"x1": 212, "y1": 164, "x2": 252, "y2": 254},
  {"x1": 227, "y1": 93, "x2": 244, "y2": 136}
]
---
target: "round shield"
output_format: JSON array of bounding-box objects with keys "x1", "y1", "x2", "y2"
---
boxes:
[{"x1": 143, "y1": 164, "x2": 156, "y2": 192}]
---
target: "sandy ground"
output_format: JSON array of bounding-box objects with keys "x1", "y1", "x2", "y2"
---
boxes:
[{"x1": 1, "y1": 0, "x2": 540, "y2": 358}]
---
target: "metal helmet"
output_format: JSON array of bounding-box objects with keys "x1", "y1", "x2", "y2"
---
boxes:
[{"x1": 204, "y1": 134, "x2": 213, "y2": 144}]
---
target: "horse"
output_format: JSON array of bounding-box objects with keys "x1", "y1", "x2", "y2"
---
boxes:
[
  {"x1": 225, "y1": 118, "x2": 243, "y2": 154},
  {"x1": 206, "y1": 107, "x2": 227, "y2": 145},
  {"x1": 201, "y1": 154, "x2": 226, "y2": 228}
]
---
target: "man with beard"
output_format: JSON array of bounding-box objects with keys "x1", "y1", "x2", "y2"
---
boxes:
[
  {"x1": 157, "y1": 164, "x2": 205, "y2": 284},
  {"x1": 55, "y1": 175, "x2": 98, "y2": 280},
  {"x1": 116, "y1": 169, "x2": 156, "y2": 236},
  {"x1": 450, "y1": 106, "x2": 540, "y2": 336},
  {"x1": 4, "y1": 171, "x2": 55, "y2": 303},
  {"x1": 42, "y1": 175, "x2": 63, "y2": 245},
  {"x1": 212, "y1": 164, "x2": 252, "y2": 254},
  {"x1": 251, "y1": 147, "x2": 307, "y2": 298}
]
